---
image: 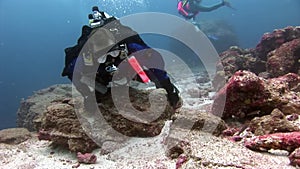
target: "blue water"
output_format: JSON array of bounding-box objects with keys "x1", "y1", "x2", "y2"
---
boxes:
[{"x1": 0, "y1": 0, "x2": 299, "y2": 129}]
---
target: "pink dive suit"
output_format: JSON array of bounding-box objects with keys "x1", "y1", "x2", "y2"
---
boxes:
[{"x1": 177, "y1": 1, "x2": 199, "y2": 19}]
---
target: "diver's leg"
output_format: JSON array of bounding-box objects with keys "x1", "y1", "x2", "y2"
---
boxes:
[
  {"x1": 146, "y1": 69, "x2": 182, "y2": 109},
  {"x1": 69, "y1": 57, "x2": 98, "y2": 113}
]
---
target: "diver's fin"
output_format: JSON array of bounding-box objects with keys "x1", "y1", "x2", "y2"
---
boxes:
[
  {"x1": 224, "y1": 0, "x2": 236, "y2": 10},
  {"x1": 182, "y1": 0, "x2": 189, "y2": 7}
]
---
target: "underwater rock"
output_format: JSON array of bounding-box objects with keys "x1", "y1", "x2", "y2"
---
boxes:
[
  {"x1": 212, "y1": 70, "x2": 266, "y2": 119},
  {"x1": 77, "y1": 152, "x2": 97, "y2": 164},
  {"x1": 0, "y1": 128, "x2": 32, "y2": 144},
  {"x1": 37, "y1": 87, "x2": 177, "y2": 153},
  {"x1": 249, "y1": 108, "x2": 300, "y2": 136},
  {"x1": 17, "y1": 84, "x2": 74, "y2": 131},
  {"x1": 213, "y1": 46, "x2": 266, "y2": 91},
  {"x1": 170, "y1": 108, "x2": 227, "y2": 136},
  {"x1": 167, "y1": 130, "x2": 291, "y2": 169},
  {"x1": 244, "y1": 132, "x2": 300, "y2": 153},
  {"x1": 92, "y1": 88, "x2": 176, "y2": 138},
  {"x1": 289, "y1": 147, "x2": 300, "y2": 167},
  {"x1": 165, "y1": 108, "x2": 227, "y2": 161},
  {"x1": 213, "y1": 26, "x2": 300, "y2": 91},
  {"x1": 37, "y1": 99, "x2": 98, "y2": 153},
  {"x1": 256, "y1": 26, "x2": 300, "y2": 60},
  {"x1": 244, "y1": 131, "x2": 300, "y2": 167},
  {"x1": 211, "y1": 70, "x2": 300, "y2": 119},
  {"x1": 266, "y1": 38, "x2": 300, "y2": 77}
]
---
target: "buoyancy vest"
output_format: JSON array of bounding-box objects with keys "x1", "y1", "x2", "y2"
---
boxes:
[{"x1": 177, "y1": 0, "x2": 199, "y2": 18}]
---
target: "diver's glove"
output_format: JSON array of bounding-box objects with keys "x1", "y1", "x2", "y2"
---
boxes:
[
  {"x1": 159, "y1": 79, "x2": 183, "y2": 109},
  {"x1": 167, "y1": 89, "x2": 183, "y2": 110}
]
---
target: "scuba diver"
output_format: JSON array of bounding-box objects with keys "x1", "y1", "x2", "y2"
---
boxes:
[
  {"x1": 88, "y1": 6, "x2": 112, "y2": 28},
  {"x1": 62, "y1": 6, "x2": 182, "y2": 112},
  {"x1": 177, "y1": 0, "x2": 233, "y2": 21}
]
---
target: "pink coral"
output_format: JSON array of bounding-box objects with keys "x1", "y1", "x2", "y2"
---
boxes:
[
  {"x1": 244, "y1": 132, "x2": 300, "y2": 167},
  {"x1": 211, "y1": 70, "x2": 266, "y2": 119},
  {"x1": 77, "y1": 152, "x2": 97, "y2": 164},
  {"x1": 212, "y1": 71, "x2": 300, "y2": 119},
  {"x1": 176, "y1": 154, "x2": 188, "y2": 169},
  {"x1": 244, "y1": 132, "x2": 300, "y2": 152}
]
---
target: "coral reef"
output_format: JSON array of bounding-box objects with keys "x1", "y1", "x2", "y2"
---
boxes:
[
  {"x1": 213, "y1": 26, "x2": 300, "y2": 90},
  {"x1": 93, "y1": 88, "x2": 176, "y2": 138},
  {"x1": 210, "y1": 26, "x2": 300, "y2": 167},
  {"x1": 248, "y1": 108, "x2": 300, "y2": 135},
  {"x1": 266, "y1": 38, "x2": 300, "y2": 77},
  {"x1": 255, "y1": 26, "x2": 300, "y2": 60},
  {"x1": 12, "y1": 26, "x2": 300, "y2": 168},
  {"x1": 243, "y1": 131, "x2": 300, "y2": 166},
  {"x1": 213, "y1": 47, "x2": 265, "y2": 90},
  {"x1": 244, "y1": 132, "x2": 300, "y2": 153},
  {"x1": 212, "y1": 70, "x2": 300, "y2": 119},
  {"x1": 222, "y1": 107, "x2": 300, "y2": 167}
]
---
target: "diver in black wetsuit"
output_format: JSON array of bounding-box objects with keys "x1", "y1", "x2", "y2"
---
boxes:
[{"x1": 62, "y1": 6, "x2": 182, "y2": 112}]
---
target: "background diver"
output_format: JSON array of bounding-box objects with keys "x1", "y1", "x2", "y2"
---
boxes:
[{"x1": 177, "y1": 0, "x2": 234, "y2": 25}]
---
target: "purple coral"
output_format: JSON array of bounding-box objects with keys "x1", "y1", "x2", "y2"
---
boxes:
[
  {"x1": 176, "y1": 154, "x2": 188, "y2": 169},
  {"x1": 211, "y1": 70, "x2": 266, "y2": 119}
]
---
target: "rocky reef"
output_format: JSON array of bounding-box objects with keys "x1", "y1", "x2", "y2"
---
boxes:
[
  {"x1": 16, "y1": 84, "x2": 74, "y2": 131},
  {"x1": 213, "y1": 26, "x2": 300, "y2": 90},
  {"x1": 33, "y1": 87, "x2": 226, "y2": 154},
  {"x1": 4, "y1": 25, "x2": 300, "y2": 168},
  {"x1": 213, "y1": 26, "x2": 300, "y2": 167},
  {"x1": 34, "y1": 88, "x2": 176, "y2": 153},
  {"x1": 36, "y1": 98, "x2": 99, "y2": 153},
  {"x1": 0, "y1": 128, "x2": 32, "y2": 144},
  {"x1": 212, "y1": 70, "x2": 300, "y2": 119}
]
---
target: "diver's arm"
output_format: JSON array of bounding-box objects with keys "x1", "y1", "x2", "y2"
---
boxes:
[
  {"x1": 192, "y1": 1, "x2": 225, "y2": 12},
  {"x1": 178, "y1": 1, "x2": 189, "y2": 16}
]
